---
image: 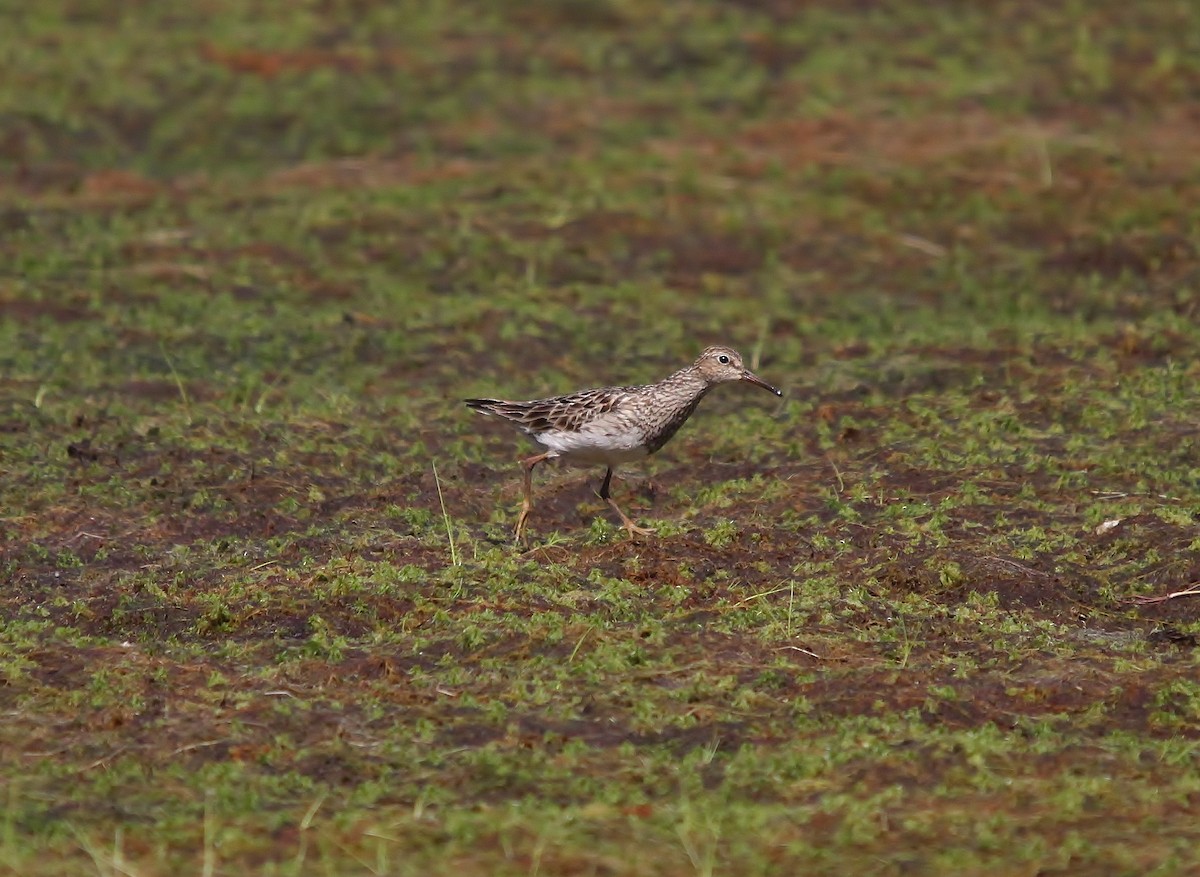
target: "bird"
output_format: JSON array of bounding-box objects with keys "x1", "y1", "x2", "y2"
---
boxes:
[{"x1": 465, "y1": 345, "x2": 782, "y2": 541}]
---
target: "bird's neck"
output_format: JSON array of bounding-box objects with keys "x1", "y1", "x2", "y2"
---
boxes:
[
  {"x1": 658, "y1": 365, "x2": 712, "y2": 401},
  {"x1": 640, "y1": 365, "x2": 714, "y2": 454}
]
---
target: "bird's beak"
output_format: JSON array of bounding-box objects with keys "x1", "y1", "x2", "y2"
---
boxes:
[{"x1": 741, "y1": 369, "x2": 783, "y2": 397}]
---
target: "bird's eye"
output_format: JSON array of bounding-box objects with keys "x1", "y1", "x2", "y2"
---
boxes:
[{"x1": 718, "y1": 354, "x2": 730, "y2": 364}]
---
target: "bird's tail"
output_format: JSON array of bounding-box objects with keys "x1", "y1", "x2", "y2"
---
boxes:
[
  {"x1": 464, "y1": 398, "x2": 504, "y2": 416},
  {"x1": 464, "y1": 399, "x2": 542, "y2": 431}
]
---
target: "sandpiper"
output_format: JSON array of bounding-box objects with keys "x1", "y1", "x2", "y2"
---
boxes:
[{"x1": 465, "y1": 345, "x2": 782, "y2": 541}]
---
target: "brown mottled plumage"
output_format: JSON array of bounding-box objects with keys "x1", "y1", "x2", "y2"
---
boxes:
[{"x1": 465, "y1": 345, "x2": 782, "y2": 541}]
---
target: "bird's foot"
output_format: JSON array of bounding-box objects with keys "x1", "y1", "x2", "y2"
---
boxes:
[
  {"x1": 615, "y1": 511, "x2": 655, "y2": 538},
  {"x1": 622, "y1": 521, "x2": 656, "y2": 538},
  {"x1": 604, "y1": 497, "x2": 654, "y2": 538}
]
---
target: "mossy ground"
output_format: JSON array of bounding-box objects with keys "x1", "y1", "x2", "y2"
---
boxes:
[{"x1": 3, "y1": 1, "x2": 1200, "y2": 874}]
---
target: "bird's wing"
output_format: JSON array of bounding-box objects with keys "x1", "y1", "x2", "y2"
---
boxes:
[{"x1": 465, "y1": 386, "x2": 639, "y2": 435}]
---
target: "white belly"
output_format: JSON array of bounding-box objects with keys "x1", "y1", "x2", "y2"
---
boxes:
[{"x1": 536, "y1": 425, "x2": 650, "y2": 467}]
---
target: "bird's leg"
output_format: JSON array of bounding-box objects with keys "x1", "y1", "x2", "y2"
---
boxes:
[
  {"x1": 597, "y1": 467, "x2": 655, "y2": 538},
  {"x1": 515, "y1": 452, "x2": 549, "y2": 542}
]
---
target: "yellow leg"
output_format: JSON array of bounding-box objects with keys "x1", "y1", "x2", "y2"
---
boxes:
[
  {"x1": 515, "y1": 452, "x2": 549, "y2": 542},
  {"x1": 598, "y1": 467, "x2": 655, "y2": 538}
]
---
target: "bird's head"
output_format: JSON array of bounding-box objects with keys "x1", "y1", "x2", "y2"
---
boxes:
[{"x1": 694, "y1": 346, "x2": 782, "y2": 396}]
